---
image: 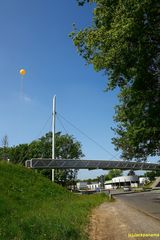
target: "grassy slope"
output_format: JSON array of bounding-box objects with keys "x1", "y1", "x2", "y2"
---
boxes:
[{"x1": 0, "y1": 162, "x2": 107, "y2": 240}]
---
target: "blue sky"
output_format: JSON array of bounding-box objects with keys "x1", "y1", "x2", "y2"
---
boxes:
[{"x1": 0, "y1": 0, "x2": 126, "y2": 179}]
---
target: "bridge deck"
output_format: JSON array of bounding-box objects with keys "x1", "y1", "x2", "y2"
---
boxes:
[{"x1": 25, "y1": 159, "x2": 160, "y2": 171}]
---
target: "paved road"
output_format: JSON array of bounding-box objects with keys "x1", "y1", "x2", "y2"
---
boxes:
[
  {"x1": 89, "y1": 199, "x2": 160, "y2": 240},
  {"x1": 114, "y1": 190, "x2": 160, "y2": 220}
]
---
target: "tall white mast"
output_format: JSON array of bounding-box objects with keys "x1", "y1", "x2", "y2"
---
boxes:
[{"x1": 52, "y1": 95, "x2": 56, "y2": 182}]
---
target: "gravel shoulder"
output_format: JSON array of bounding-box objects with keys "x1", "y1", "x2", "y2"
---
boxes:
[{"x1": 88, "y1": 199, "x2": 160, "y2": 240}]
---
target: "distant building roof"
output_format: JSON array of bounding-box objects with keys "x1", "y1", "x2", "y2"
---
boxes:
[
  {"x1": 87, "y1": 182, "x2": 99, "y2": 185},
  {"x1": 104, "y1": 180, "x2": 113, "y2": 184},
  {"x1": 112, "y1": 175, "x2": 139, "y2": 183}
]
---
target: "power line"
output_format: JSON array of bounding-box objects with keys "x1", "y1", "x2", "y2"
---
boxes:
[
  {"x1": 56, "y1": 114, "x2": 68, "y2": 134},
  {"x1": 35, "y1": 115, "x2": 52, "y2": 140},
  {"x1": 19, "y1": 114, "x2": 52, "y2": 164},
  {"x1": 57, "y1": 112, "x2": 119, "y2": 160},
  {"x1": 19, "y1": 108, "x2": 120, "y2": 164}
]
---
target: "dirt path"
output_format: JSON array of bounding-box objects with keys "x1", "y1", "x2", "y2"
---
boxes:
[{"x1": 88, "y1": 199, "x2": 160, "y2": 240}]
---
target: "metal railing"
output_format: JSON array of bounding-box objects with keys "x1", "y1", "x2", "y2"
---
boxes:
[{"x1": 25, "y1": 158, "x2": 160, "y2": 171}]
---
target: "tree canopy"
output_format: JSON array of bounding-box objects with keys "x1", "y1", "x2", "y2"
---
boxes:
[
  {"x1": 144, "y1": 170, "x2": 160, "y2": 181},
  {"x1": 71, "y1": 0, "x2": 160, "y2": 161},
  {"x1": 105, "y1": 169, "x2": 123, "y2": 181},
  {"x1": 127, "y1": 170, "x2": 135, "y2": 176}
]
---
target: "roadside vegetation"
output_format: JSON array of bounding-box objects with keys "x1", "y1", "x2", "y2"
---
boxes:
[
  {"x1": 0, "y1": 161, "x2": 109, "y2": 240},
  {"x1": 0, "y1": 132, "x2": 84, "y2": 186}
]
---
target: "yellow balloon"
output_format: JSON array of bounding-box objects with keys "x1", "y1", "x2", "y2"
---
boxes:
[{"x1": 20, "y1": 69, "x2": 26, "y2": 76}]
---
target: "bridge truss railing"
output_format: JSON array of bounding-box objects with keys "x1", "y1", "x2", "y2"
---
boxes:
[{"x1": 25, "y1": 159, "x2": 160, "y2": 171}]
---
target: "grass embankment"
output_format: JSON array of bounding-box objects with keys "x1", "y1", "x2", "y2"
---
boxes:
[
  {"x1": 0, "y1": 162, "x2": 109, "y2": 240},
  {"x1": 143, "y1": 182, "x2": 153, "y2": 189}
]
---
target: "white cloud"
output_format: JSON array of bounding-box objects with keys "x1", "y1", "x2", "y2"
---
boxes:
[{"x1": 23, "y1": 95, "x2": 32, "y2": 103}]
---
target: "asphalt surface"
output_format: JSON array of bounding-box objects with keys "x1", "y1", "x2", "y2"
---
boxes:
[
  {"x1": 114, "y1": 190, "x2": 160, "y2": 220},
  {"x1": 89, "y1": 199, "x2": 160, "y2": 240}
]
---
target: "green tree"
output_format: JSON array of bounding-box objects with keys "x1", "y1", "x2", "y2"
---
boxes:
[
  {"x1": 71, "y1": 0, "x2": 160, "y2": 161},
  {"x1": 144, "y1": 171, "x2": 160, "y2": 181},
  {"x1": 9, "y1": 144, "x2": 29, "y2": 164},
  {"x1": 105, "y1": 169, "x2": 123, "y2": 181},
  {"x1": 1, "y1": 135, "x2": 9, "y2": 161},
  {"x1": 127, "y1": 170, "x2": 135, "y2": 176},
  {"x1": 54, "y1": 132, "x2": 84, "y2": 186}
]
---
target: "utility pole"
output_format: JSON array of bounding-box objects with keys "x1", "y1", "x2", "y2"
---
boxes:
[{"x1": 52, "y1": 95, "x2": 56, "y2": 182}]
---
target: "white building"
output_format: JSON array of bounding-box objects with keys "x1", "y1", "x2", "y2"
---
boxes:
[
  {"x1": 76, "y1": 181, "x2": 101, "y2": 191},
  {"x1": 87, "y1": 182, "x2": 100, "y2": 190},
  {"x1": 139, "y1": 177, "x2": 150, "y2": 185},
  {"x1": 104, "y1": 180, "x2": 113, "y2": 190},
  {"x1": 76, "y1": 181, "x2": 87, "y2": 190},
  {"x1": 78, "y1": 175, "x2": 144, "y2": 191},
  {"x1": 113, "y1": 175, "x2": 139, "y2": 187},
  {"x1": 105, "y1": 175, "x2": 139, "y2": 189}
]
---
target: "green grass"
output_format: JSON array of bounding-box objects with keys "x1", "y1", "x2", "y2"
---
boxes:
[
  {"x1": 143, "y1": 181, "x2": 153, "y2": 189},
  {"x1": 0, "y1": 162, "x2": 109, "y2": 240}
]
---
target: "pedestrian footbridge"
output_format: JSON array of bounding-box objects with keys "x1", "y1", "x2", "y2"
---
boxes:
[{"x1": 25, "y1": 158, "x2": 160, "y2": 171}]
